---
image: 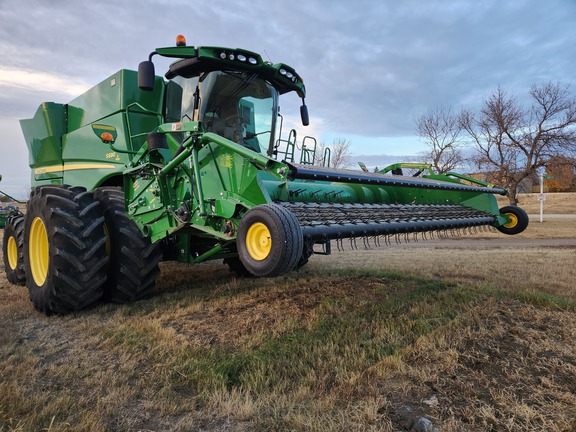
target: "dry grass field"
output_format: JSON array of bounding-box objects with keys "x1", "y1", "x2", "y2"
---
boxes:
[
  {"x1": 497, "y1": 191, "x2": 576, "y2": 214},
  {"x1": 0, "y1": 193, "x2": 575, "y2": 431}
]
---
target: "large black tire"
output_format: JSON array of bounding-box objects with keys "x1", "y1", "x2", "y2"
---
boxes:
[
  {"x1": 23, "y1": 186, "x2": 108, "y2": 315},
  {"x1": 94, "y1": 187, "x2": 161, "y2": 303},
  {"x1": 3, "y1": 214, "x2": 26, "y2": 285},
  {"x1": 496, "y1": 205, "x2": 529, "y2": 235},
  {"x1": 237, "y1": 204, "x2": 303, "y2": 277}
]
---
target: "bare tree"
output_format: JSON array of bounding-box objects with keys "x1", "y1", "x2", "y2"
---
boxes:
[
  {"x1": 460, "y1": 82, "x2": 576, "y2": 205},
  {"x1": 315, "y1": 138, "x2": 353, "y2": 169},
  {"x1": 331, "y1": 138, "x2": 353, "y2": 169},
  {"x1": 416, "y1": 106, "x2": 464, "y2": 173}
]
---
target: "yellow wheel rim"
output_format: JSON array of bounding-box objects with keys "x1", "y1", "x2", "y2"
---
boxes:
[
  {"x1": 29, "y1": 217, "x2": 49, "y2": 286},
  {"x1": 246, "y1": 222, "x2": 272, "y2": 261},
  {"x1": 503, "y1": 213, "x2": 518, "y2": 229},
  {"x1": 6, "y1": 236, "x2": 18, "y2": 271}
]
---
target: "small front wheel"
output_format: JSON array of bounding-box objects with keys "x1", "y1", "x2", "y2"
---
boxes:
[
  {"x1": 496, "y1": 205, "x2": 529, "y2": 235},
  {"x1": 237, "y1": 204, "x2": 303, "y2": 277}
]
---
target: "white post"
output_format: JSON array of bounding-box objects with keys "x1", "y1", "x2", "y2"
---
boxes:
[{"x1": 539, "y1": 172, "x2": 544, "y2": 223}]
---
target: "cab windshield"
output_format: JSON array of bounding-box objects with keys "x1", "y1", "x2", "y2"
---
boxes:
[{"x1": 173, "y1": 71, "x2": 278, "y2": 155}]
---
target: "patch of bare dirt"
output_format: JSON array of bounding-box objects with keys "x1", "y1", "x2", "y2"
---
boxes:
[{"x1": 161, "y1": 274, "x2": 384, "y2": 349}]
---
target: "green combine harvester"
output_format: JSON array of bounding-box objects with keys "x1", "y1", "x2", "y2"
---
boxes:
[{"x1": 2, "y1": 35, "x2": 528, "y2": 315}]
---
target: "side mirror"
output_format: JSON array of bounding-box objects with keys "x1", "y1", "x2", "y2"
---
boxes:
[
  {"x1": 138, "y1": 60, "x2": 155, "y2": 91},
  {"x1": 300, "y1": 103, "x2": 309, "y2": 126}
]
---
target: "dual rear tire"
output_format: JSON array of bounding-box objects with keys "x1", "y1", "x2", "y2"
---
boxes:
[
  {"x1": 15, "y1": 185, "x2": 161, "y2": 315},
  {"x1": 24, "y1": 186, "x2": 108, "y2": 314},
  {"x1": 94, "y1": 187, "x2": 161, "y2": 303}
]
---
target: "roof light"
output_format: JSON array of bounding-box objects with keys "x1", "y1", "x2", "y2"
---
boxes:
[
  {"x1": 279, "y1": 69, "x2": 287, "y2": 75},
  {"x1": 228, "y1": 53, "x2": 235, "y2": 60},
  {"x1": 286, "y1": 72, "x2": 294, "y2": 79},
  {"x1": 176, "y1": 35, "x2": 187, "y2": 47},
  {"x1": 249, "y1": 57, "x2": 257, "y2": 65},
  {"x1": 237, "y1": 54, "x2": 247, "y2": 62},
  {"x1": 219, "y1": 51, "x2": 227, "y2": 59}
]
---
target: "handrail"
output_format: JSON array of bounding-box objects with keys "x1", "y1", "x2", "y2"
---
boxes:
[
  {"x1": 445, "y1": 171, "x2": 496, "y2": 188},
  {"x1": 112, "y1": 102, "x2": 164, "y2": 156},
  {"x1": 0, "y1": 190, "x2": 25, "y2": 204},
  {"x1": 299, "y1": 135, "x2": 317, "y2": 165},
  {"x1": 322, "y1": 147, "x2": 331, "y2": 167},
  {"x1": 274, "y1": 128, "x2": 297, "y2": 162}
]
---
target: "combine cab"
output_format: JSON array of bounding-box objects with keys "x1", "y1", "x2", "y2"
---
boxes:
[{"x1": 7, "y1": 36, "x2": 528, "y2": 314}]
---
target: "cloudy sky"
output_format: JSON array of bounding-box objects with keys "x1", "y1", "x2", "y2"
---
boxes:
[{"x1": 0, "y1": 0, "x2": 574, "y2": 197}]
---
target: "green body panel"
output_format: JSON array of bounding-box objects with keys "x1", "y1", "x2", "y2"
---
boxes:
[
  {"x1": 20, "y1": 70, "x2": 165, "y2": 189},
  {"x1": 20, "y1": 102, "x2": 67, "y2": 181},
  {"x1": 66, "y1": 70, "x2": 164, "y2": 131},
  {"x1": 124, "y1": 126, "x2": 288, "y2": 245}
]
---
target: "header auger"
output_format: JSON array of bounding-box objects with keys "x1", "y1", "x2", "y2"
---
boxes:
[{"x1": 5, "y1": 35, "x2": 528, "y2": 314}]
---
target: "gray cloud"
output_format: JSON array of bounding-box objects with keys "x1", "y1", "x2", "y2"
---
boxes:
[{"x1": 0, "y1": 0, "x2": 574, "y2": 196}]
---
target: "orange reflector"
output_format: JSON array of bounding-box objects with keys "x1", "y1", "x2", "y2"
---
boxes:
[
  {"x1": 101, "y1": 132, "x2": 114, "y2": 142},
  {"x1": 176, "y1": 34, "x2": 186, "y2": 47}
]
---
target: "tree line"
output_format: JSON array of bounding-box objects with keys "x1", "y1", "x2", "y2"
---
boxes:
[{"x1": 416, "y1": 81, "x2": 576, "y2": 205}]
